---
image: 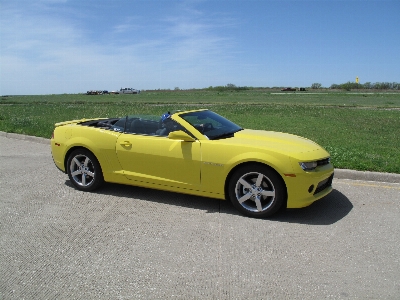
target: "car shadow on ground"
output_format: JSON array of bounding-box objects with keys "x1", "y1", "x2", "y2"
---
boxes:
[
  {"x1": 65, "y1": 181, "x2": 352, "y2": 225},
  {"x1": 270, "y1": 189, "x2": 353, "y2": 225}
]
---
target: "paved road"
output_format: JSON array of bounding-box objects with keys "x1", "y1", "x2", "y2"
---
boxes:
[{"x1": 1, "y1": 135, "x2": 399, "y2": 299}]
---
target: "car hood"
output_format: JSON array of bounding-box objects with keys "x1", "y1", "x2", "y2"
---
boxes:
[{"x1": 229, "y1": 129, "x2": 329, "y2": 159}]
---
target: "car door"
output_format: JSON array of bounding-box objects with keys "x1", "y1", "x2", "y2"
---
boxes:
[{"x1": 115, "y1": 133, "x2": 201, "y2": 190}]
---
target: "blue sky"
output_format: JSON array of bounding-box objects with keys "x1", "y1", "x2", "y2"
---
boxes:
[{"x1": 1, "y1": 0, "x2": 399, "y2": 95}]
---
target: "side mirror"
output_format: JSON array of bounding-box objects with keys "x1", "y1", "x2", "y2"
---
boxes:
[{"x1": 168, "y1": 130, "x2": 196, "y2": 142}]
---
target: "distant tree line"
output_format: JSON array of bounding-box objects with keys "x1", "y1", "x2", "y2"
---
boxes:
[
  {"x1": 329, "y1": 81, "x2": 400, "y2": 91},
  {"x1": 166, "y1": 82, "x2": 400, "y2": 92},
  {"x1": 207, "y1": 84, "x2": 250, "y2": 92},
  {"x1": 210, "y1": 82, "x2": 400, "y2": 91}
]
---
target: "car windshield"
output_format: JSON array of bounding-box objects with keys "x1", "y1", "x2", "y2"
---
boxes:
[{"x1": 179, "y1": 110, "x2": 242, "y2": 140}]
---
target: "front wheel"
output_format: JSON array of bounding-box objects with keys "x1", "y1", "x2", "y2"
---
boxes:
[
  {"x1": 228, "y1": 165, "x2": 286, "y2": 218},
  {"x1": 66, "y1": 149, "x2": 104, "y2": 191}
]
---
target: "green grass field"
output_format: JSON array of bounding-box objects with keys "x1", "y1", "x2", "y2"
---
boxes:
[{"x1": 1, "y1": 90, "x2": 399, "y2": 173}]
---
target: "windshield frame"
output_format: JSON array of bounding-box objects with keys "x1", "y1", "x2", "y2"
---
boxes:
[{"x1": 177, "y1": 110, "x2": 243, "y2": 140}]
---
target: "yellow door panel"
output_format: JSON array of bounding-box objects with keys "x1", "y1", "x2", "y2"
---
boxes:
[{"x1": 116, "y1": 134, "x2": 201, "y2": 189}]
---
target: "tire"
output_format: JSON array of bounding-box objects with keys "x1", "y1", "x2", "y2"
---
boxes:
[
  {"x1": 228, "y1": 164, "x2": 286, "y2": 218},
  {"x1": 66, "y1": 149, "x2": 104, "y2": 191}
]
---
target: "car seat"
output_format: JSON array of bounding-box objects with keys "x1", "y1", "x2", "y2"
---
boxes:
[{"x1": 130, "y1": 119, "x2": 146, "y2": 134}]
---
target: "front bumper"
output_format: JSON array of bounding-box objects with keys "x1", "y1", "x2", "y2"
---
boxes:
[{"x1": 285, "y1": 164, "x2": 334, "y2": 208}]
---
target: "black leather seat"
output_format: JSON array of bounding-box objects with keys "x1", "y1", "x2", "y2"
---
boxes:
[{"x1": 130, "y1": 119, "x2": 146, "y2": 134}]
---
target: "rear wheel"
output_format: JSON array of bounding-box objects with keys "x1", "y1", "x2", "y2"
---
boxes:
[
  {"x1": 67, "y1": 149, "x2": 103, "y2": 191},
  {"x1": 228, "y1": 165, "x2": 286, "y2": 218}
]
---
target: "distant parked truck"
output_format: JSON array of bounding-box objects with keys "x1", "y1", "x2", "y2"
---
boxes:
[
  {"x1": 119, "y1": 88, "x2": 140, "y2": 94},
  {"x1": 87, "y1": 90, "x2": 103, "y2": 95}
]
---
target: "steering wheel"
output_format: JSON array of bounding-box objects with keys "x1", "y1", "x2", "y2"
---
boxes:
[{"x1": 202, "y1": 122, "x2": 214, "y2": 133}]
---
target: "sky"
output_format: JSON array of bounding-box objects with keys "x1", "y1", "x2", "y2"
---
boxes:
[{"x1": 1, "y1": 0, "x2": 399, "y2": 95}]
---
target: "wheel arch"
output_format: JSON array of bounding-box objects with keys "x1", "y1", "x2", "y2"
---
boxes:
[
  {"x1": 64, "y1": 146, "x2": 103, "y2": 174},
  {"x1": 224, "y1": 161, "x2": 288, "y2": 208}
]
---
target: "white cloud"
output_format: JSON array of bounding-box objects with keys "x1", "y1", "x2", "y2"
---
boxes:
[{"x1": 0, "y1": 1, "x2": 240, "y2": 94}]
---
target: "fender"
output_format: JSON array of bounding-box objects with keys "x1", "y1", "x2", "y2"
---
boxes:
[
  {"x1": 64, "y1": 127, "x2": 122, "y2": 175},
  {"x1": 201, "y1": 147, "x2": 294, "y2": 195}
]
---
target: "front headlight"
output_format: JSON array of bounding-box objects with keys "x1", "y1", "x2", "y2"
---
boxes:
[{"x1": 299, "y1": 161, "x2": 318, "y2": 171}]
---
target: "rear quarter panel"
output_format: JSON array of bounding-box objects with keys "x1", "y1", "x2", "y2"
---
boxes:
[{"x1": 52, "y1": 125, "x2": 122, "y2": 179}]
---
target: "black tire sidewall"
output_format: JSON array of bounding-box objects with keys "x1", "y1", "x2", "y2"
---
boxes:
[
  {"x1": 228, "y1": 164, "x2": 286, "y2": 218},
  {"x1": 66, "y1": 149, "x2": 104, "y2": 191}
]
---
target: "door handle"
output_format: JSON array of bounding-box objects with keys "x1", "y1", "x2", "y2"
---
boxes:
[{"x1": 120, "y1": 141, "x2": 132, "y2": 147}]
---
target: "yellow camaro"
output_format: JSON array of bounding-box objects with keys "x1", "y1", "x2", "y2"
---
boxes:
[{"x1": 51, "y1": 109, "x2": 334, "y2": 218}]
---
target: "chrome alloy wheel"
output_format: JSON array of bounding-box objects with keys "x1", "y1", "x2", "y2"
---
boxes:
[
  {"x1": 234, "y1": 171, "x2": 276, "y2": 213},
  {"x1": 69, "y1": 154, "x2": 96, "y2": 187}
]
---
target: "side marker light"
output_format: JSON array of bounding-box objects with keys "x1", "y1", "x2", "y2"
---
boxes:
[{"x1": 284, "y1": 174, "x2": 296, "y2": 177}]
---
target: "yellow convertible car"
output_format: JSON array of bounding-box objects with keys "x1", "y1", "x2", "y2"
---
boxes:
[{"x1": 51, "y1": 109, "x2": 334, "y2": 218}]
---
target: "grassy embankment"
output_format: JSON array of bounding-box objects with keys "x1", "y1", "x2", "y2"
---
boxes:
[{"x1": 1, "y1": 90, "x2": 399, "y2": 173}]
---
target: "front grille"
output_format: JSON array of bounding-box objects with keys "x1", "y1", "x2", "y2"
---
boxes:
[
  {"x1": 314, "y1": 173, "x2": 334, "y2": 195},
  {"x1": 317, "y1": 157, "x2": 330, "y2": 167}
]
